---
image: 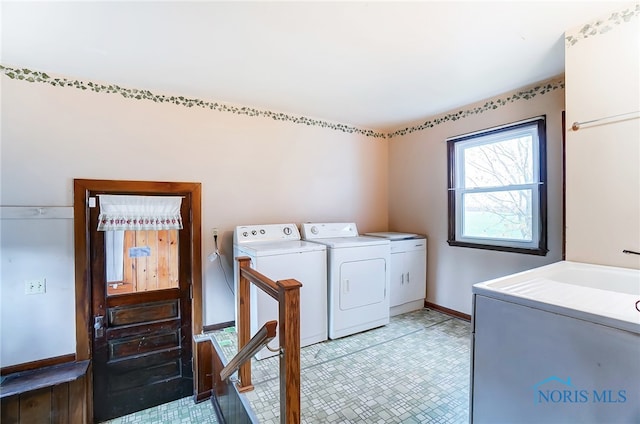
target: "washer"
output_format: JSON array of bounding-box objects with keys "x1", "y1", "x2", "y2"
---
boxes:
[
  {"x1": 233, "y1": 223, "x2": 327, "y2": 359},
  {"x1": 301, "y1": 222, "x2": 391, "y2": 339}
]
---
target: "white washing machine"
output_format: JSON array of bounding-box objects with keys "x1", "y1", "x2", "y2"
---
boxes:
[
  {"x1": 233, "y1": 223, "x2": 327, "y2": 359},
  {"x1": 301, "y1": 222, "x2": 391, "y2": 339}
]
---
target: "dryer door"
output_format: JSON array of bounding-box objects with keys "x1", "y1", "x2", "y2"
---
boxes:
[{"x1": 339, "y1": 258, "x2": 386, "y2": 310}]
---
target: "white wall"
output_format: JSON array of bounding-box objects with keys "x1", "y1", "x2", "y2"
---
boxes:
[
  {"x1": 0, "y1": 218, "x2": 76, "y2": 364},
  {"x1": 0, "y1": 73, "x2": 388, "y2": 366},
  {"x1": 387, "y1": 78, "x2": 566, "y2": 315},
  {"x1": 3, "y1": 2, "x2": 637, "y2": 368},
  {"x1": 564, "y1": 2, "x2": 640, "y2": 269}
]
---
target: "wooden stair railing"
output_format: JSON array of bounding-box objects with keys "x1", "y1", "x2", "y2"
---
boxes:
[
  {"x1": 236, "y1": 256, "x2": 302, "y2": 424},
  {"x1": 219, "y1": 320, "x2": 277, "y2": 381}
]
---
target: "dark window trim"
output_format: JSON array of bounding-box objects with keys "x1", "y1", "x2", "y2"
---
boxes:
[{"x1": 447, "y1": 117, "x2": 548, "y2": 256}]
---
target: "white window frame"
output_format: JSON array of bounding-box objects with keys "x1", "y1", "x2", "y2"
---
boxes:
[{"x1": 447, "y1": 117, "x2": 548, "y2": 255}]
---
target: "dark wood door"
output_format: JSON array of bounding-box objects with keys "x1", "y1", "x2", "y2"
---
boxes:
[{"x1": 89, "y1": 193, "x2": 194, "y2": 422}]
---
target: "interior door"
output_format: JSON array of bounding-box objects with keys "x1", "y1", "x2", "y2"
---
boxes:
[{"x1": 89, "y1": 193, "x2": 193, "y2": 422}]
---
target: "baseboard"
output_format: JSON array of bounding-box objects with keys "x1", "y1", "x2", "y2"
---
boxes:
[
  {"x1": 194, "y1": 390, "x2": 212, "y2": 403},
  {"x1": 424, "y1": 301, "x2": 471, "y2": 321},
  {"x1": 390, "y1": 299, "x2": 424, "y2": 317},
  {"x1": 0, "y1": 353, "x2": 76, "y2": 376}
]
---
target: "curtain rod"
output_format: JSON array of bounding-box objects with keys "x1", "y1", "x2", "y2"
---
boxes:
[{"x1": 571, "y1": 110, "x2": 640, "y2": 131}]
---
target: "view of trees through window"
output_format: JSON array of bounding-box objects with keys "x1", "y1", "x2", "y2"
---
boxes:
[
  {"x1": 462, "y1": 135, "x2": 534, "y2": 241},
  {"x1": 448, "y1": 116, "x2": 547, "y2": 255}
]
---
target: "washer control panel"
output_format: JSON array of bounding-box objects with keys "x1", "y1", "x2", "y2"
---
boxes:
[
  {"x1": 234, "y1": 223, "x2": 300, "y2": 244},
  {"x1": 301, "y1": 222, "x2": 359, "y2": 239}
]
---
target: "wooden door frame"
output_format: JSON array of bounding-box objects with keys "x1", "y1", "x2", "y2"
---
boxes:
[{"x1": 73, "y1": 179, "x2": 202, "y2": 417}]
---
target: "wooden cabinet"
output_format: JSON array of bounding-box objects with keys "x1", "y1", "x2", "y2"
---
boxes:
[
  {"x1": 389, "y1": 238, "x2": 427, "y2": 316},
  {"x1": 0, "y1": 361, "x2": 89, "y2": 424}
]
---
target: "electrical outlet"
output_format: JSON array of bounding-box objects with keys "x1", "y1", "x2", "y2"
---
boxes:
[
  {"x1": 25, "y1": 278, "x2": 46, "y2": 295},
  {"x1": 213, "y1": 228, "x2": 218, "y2": 237}
]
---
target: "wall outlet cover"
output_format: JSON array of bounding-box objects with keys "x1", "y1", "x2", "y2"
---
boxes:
[{"x1": 25, "y1": 279, "x2": 46, "y2": 295}]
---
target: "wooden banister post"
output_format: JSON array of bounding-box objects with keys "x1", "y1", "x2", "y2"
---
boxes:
[
  {"x1": 237, "y1": 257, "x2": 253, "y2": 391},
  {"x1": 277, "y1": 278, "x2": 302, "y2": 424}
]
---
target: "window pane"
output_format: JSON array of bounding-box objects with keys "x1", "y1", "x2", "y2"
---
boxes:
[
  {"x1": 105, "y1": 229, "x2": 179, "y2": 295},
  {"x1": 463, "y1": 135, "x2": 534, "y2": 188},
  {"x1": 462, "y1": 190, "x2": 533, "y2": 241}
]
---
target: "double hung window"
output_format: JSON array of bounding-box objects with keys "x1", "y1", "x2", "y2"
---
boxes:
[{"x1": 447, "y1": 117, "x2": 547, "y2": 255}]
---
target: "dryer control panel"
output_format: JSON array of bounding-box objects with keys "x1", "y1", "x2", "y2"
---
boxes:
[
  {"x1": 234, "y1": 223, "x2": 301, "y2": 244},
  {"x1": 301, "y1": 222, "x2": 359, "y2": 239}
]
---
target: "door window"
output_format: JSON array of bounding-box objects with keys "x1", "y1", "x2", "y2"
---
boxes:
[{"x1": 105, "y1": 229, "x2": 179, "y2": 295}]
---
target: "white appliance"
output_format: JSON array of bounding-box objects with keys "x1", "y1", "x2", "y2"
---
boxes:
[
  {"x1": 301, "y1": 222, "x2": 391, "y2": 339},
  {"x1": 364, "y1": 232, "x2": 427, "y2": 316},
  {"x1": 233, "y1": 223, "x2": 327, "y2": 359}
]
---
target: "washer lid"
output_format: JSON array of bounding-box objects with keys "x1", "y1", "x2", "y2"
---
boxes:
[
  {"x1": 236, "y1": 239, "x2": 326, "y2": 256},
  {"x1": 306, "y1": 235, "x2": 390, "y2": 248},
  {"x1": 364, "y1": 232, "x2": 420, "y2": 240}
]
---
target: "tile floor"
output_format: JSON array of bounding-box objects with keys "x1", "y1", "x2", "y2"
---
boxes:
[
  {"x1": 101, "y1": 395, "x2": 219, "y2": 423},
  {"x1": 104, "y1": 308, "x2": 471, "y2": 423}
]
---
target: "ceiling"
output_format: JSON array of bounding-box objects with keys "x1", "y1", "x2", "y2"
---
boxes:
[{"x1": 1, "y1": 1, "x2": 631, "y2": 132}]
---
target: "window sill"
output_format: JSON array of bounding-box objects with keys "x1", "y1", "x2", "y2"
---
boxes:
[{"x1": 447, "y1": 240, "x2": 548, "y2": 256}]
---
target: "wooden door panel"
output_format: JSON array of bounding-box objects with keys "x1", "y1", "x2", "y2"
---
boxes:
[
  {"x1": 109, "y1": 331, "x2": 180, "y2": 359},
  {"x1": 107, "y1": 348, "x2": 182, "y2": 373},
  {"x1": 106, "y1": 317, "x2": 182, "y2": 340},
  {"x1": 108, "y1": 355, "x2": 183, "y2": 392},
  {"x1": 108, "y1": 300, "x2": 179, "y2": 326},
  {"x1": 100, "y1": 377, "x2": 192, "y2": 420}
]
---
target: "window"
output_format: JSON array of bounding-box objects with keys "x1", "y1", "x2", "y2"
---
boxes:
[
  {"x1": 98, "y1": 194, "x2": 183, "y2": 295},
  {"x1": 105, "y1": 229, "x2": 180, "y2": 295},
  {"x1": 447, "y1": 117, "x2": 547, "y2": 255}
]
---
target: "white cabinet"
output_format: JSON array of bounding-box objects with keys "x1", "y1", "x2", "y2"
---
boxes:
[{"x1": 388, "y1": 238, "x2": 426, "y2": 316}]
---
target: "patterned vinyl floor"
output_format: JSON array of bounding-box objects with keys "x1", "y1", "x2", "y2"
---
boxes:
[{"x1": 104, "y1": 308, "x2": 471, "y2": 423}]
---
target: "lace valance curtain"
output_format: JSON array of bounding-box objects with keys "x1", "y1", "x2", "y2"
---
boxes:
[{"x1": 97, "y1": 195, "x2": 183, "y2": 231}]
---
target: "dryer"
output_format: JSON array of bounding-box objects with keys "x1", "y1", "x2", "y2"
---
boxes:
[
  {"x1": 301, "y1": 222, "x2": 391, "y2": 339},
  {"x1": 233, "y1": 223, "x2": 327, "y2": 359}
]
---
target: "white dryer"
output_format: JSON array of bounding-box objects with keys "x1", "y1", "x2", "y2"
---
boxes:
[
  {"x1": 233, "y1": 223, "x2": 327, "y2": 359},
  {"x1": 301, "y1": 222, "x2": 391, "y2": 339}
]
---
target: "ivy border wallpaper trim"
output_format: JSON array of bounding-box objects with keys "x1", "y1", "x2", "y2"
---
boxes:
[
  {"x1": 0, "y1": 65, "x2": 564, "y2": 140},
  {"x1": 1, "y1": 4, "x2": 635, "y2": 140},
  {"x1": 0, "y1": 64, "x2": 386, "y2": 140},
  {"x1": 387, "y1": 79, "x2": 564, "y2": 138},
  {"x1": 565, "y1": 2, "x2": 639, "y2": 47}
]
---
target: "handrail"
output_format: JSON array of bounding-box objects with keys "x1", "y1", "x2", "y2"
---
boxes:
[
  {"x1": 236, "y1": 256, "x2": 302, "y2": 423},
  {"x1": 219, "y1": 320, "x2": 277, "y2": 381},
  {"x1": 239, "y1": 265, "x2": 279, "y2": 299}
]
